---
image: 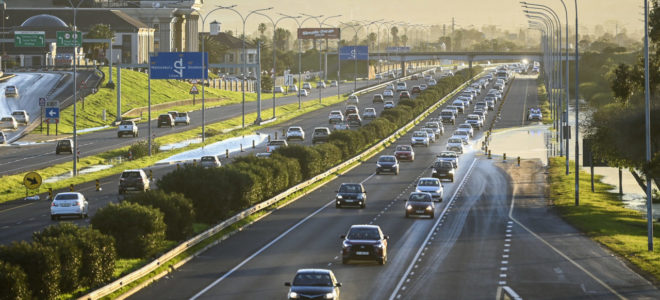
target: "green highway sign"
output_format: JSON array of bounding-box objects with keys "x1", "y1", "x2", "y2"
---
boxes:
[
  {"x1": 57, "y1": 31, "x2": 82, "y2": 47},
  {"x1": 14, "y1": 31, "x2": 45, "y2": 47}
]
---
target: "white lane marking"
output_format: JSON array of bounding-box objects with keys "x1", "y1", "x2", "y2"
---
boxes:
[
  {"x1": 388, "y1": 158, "x2": 478, "y2": 300},
  {"x1": 361, "y1": 172, "x2": 376, "y2": 184},
  {"x1": 508, "y1": 184, "x2": 626, "y2": 299},
  {"x1": 189, "y1": 199, "x2": 335, "y2": 300}
]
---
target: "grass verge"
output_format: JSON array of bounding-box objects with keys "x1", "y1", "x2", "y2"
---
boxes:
[{"x1": 548, "y1": 157, "x2": 660, "y2": 282}]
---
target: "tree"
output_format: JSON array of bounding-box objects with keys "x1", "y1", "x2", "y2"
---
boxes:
[
  {"x1": 274, "y1": 28, "x2": 291, "y2": 51},
  {"x1": 84, "y1": 24, "x2": 114, "y2": 62},
  {"x1": 391, "y1": 26, "x2": 399, "y2": 46},
  {"x1": 611, "y1": 63, "x2": 635, "y2": 105},
  {"x1": 367, "y1": 32, "x2": 377, "y2": 49},
  {"x1": 200, "y1": 34, "x2": 229, "y2": 64},
  {"x1": 401, "y1": 35, "x2": 408, "y2": 46},
  {"x1": 258, "y1": 23, "x2": 268, "y2": 39}
]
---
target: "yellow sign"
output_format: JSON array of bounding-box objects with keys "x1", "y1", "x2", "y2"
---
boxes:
[{"x1": 23, "y1": 172, "x2": 42, "y2": 189}]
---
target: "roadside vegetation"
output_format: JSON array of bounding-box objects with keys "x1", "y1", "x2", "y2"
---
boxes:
[
  {"x1": 548, "y1": 157, "x2": 660, "y2": 282},
  {"x1": 536, "y1": 77, "x2": 552, "y2": 125}
]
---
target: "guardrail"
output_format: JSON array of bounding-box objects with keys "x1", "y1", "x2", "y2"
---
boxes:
[{"x1": 78, "y1": 69, "x2": 485, "y2": 300}]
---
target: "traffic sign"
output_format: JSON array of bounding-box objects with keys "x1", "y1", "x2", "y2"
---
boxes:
[
  {"x1": 339, "y1": 46, "x2": 369, "y2": 61},
  {"x1": 150, "y1": 52, "x2": 208, "y2": 79},
  {"x1": 14, "y1": 31, "x2": 45, "y2": 47},
  {"x1": 56, "y1": 31, "x2": 82, "y2": 47},
  {"x1": 46, "y1": 107, "x2": 60, "y2": 120},
  {"x1": 39, "y1": 97, "x2": 46, "y2": 107},
  {"x1": 189, "y1": 85, "x2": 199, "y2": 95},
  {"x1": 23, "y1": 172, "x2": 42, "y2": 189}
]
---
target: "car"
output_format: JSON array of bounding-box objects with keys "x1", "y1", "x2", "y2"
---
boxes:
[
  {"x1": 376, "y1": 155, "x2": 399, "y2": 175},
  {"x1": 428, "y1": 79, "x2": 437, "y2": 86},
  {"x1": 117, "y1": 120, "x2": 138, "y2": 137},
  {"x1": 157, "y1": 114, "x2": 174, "y2": 127},
  {"x1": 385, "y1": 84, "x2": 395, "y2": 91},
  {"x1": 445, "y1": 106, "x2": 460, "y2": 116},
  {"x1": 494, "y1": 83, "x2": 504, "y2": 92},
  {"x1": 437, "y1": 151, "x2": 459, "y2": 168},
  {"x1": 335, "y1": 183, "x2": 367, "y2": 208},
  {"x1": 457, "y1": 123, "x2": 475, "y2": 137},
  {"x1": 328, "y1": 111, "x2": 344, "y2": 124},
  {"x1": 475, "y1": 101, "x2": 487, "y2": 112},
  {"x1": 411, "y1": 74, "x2": 419, "y2": 80},
  {"x1": 0, "y1": 132, "x2": 5, "y2": 144},
  {"x1": 424, "y1": 75, "x2": 433, "y2": 81},
  {"x1": 440, "y1": 110, "x2": 456, "y2": 125},
  {"x1": 11, "y1": 110, "x2": 29, "y2": 124},
  {"x1": 383, "y1": 89, "x2": 395, "y2": 98},
  {"x1": 362, "y1": 107, "x2": 377, "y2": 120},
  {"x1": 372, "y1": 94, "x2": 384, "y2": 103},
  {"x1": 347, "y1": 94, "x2": 359, "y2": 105},
  {"x1": 331, "y1": 80, "x2": 338, "y2": 87},
  {"x1": 446, "y1": 138, "x2": 464, "y2": 154},
  {"x1": 375, "y1": 74, "x2": 383, "y2": 80},
  {"x1": 399, "y1": 91, "x2": 411, "y2": 100},
  {"x1": 55, "y1": 139, "x2": 74, "y2": 154},
  {"x1": 346, "y1": 113, "x2": 362, "y2": 127},
  {"x1": 473, "y1": 110, "x2": 487, "y2": 122},
  {"x1": 396, "y1": 82, "x2": 407, "y2": 91},
  {"x1": 287, "y1": 85, "x2": 298, "y2": 93},
  {"x1": 458, "y1": 96, "x2": 472, "y2": 107},
  {"x1": 424, "y1": 122, "x2": 444, "y2": 138},
  {"x1": 485, "y1": 98, "x2": 496, "y2": 110},
  {"x1": 175, "y1": 112, "x2": 191, "y2": 125},
  {"x1": 333, "y1": 123, "x2": 350, "y2": 131},
  {"x1": 420, "y1": 84, "x2": 428, "y2": 91},
  {"x1": 274, "y1": 86, "x2": 285, "y2": 93},
  {"x1": 286, "y1": 126, "x2": 305, "y2": 141},
  {"x1": 302, "y1": 82, "x2": 313, "y2": 90},
  {"x1": 451, "y1": 100, "x2": 465, "y2": 113},
  {"x1": 415, "y1": 178, "x2": 443, "y2": 201},
  {"x1": 0, "y1": 116, "x2": 18, "y2": 130},
  {"x1": 317, "y1": 81, "x2": 326, "y2": 88},
  {"x1": 411, "y1": 86, "x2": 422, "y2": 95},
  {"x1": 411, "y1": 130, "x2": 430, "y2": 147},
  {"x1": 452, "y1": 130, "x2": 470, "y2": 144},
  {"x1": 312, "y1": 127, "x2": 331, "y2": 144},
  {"x1": 298, "y1": 89, "x2": 309, "y2": 97},
  {"x1": 465, "y1": 114, "x2": 483, "y2": 130},
  {"x1": 432, "y1": 160, "x2": 456, "y2": 182},
  {"x1": 285, "y1": 269, "x2": 341, "y2": 300},
  {"x1": 394, "y1": 144, "x2": 415, "y2": 161},
  {"x1": 528, "y1": 108, "x2": 543, "y2": 121},
  {"x1": 199, "y1": 155, "x2": 222, "y2": 168},
  {"x1": 384, "y1": 101, "x2": 395, "y2": 109},
  {"x1": 344, "y1": 105, "x2": 359, "y2": 116},
  {"x1": 266, "y1": 139, "x2": 288, "y2": 152},
  {"x1": 405, "y1": 192, "x2": 436, "y2": 218},
  {"x1": 50, "y1": 192, "x2": 88, "y2": 220},
  {"x1": 341, "y1": 224, "x2": 388, "y2": 264},
  {"x1": 118, "y1": 169, "x2": 150, "y2": 194},
  {"x1": 460, "y1": 92, "x2": 474, "y2": 102},
  {"x1": 167, "y1": 111, "x2": 178, "y2": 121},
  {"x1": 256, "y1": 152, "x2": 272, "y2": 158},
  {"x1": 422, "y1": 128, "x2": 437, "y2": 143},
  {"x1": 5, "y1": 85, "x2": 18, "y2": 97}
]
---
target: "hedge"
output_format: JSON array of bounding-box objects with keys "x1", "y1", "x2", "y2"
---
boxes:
[
  {"x1": 125, "y1": 190, "x2": 195, "y2": 241},
  {"x1": 0, "y1": 241, "x2": 61, "y2": 299},
  {"x1": 0, "y1": 260, "x2": 30, "y2": 300}
]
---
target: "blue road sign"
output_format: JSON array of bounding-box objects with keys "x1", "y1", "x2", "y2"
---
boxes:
[
  {"x1": 339, "y1": 46, "x2": 369, "y2": 61},
  {"x1": 46, "y1": 107, "x2": 60, "y2": 120},
  {"x1": 386, "y1": 46, "x2": 410, "y2": 52},
  {"x1": 150, "y1": 52, "x2": 208, "y2": 79}
]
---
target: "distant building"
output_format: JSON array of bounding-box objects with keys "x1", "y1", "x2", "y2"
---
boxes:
[{"x1": 200, "y1": 21, "x2": 258, "y2": 77}]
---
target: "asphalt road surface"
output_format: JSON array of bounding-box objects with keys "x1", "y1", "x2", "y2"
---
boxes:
[{"x1": 0, "y1": 69, "x2": 450, "y2": 244}]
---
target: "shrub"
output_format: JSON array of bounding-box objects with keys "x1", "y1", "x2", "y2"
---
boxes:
[
  {"x1": 0, "y1": 260, "x2": 30, "y2": 300},
  {"x1": 313, "y1": 143, "x2": 343, "y2": 170},
  {"x1": 125, "y1": 190, "x2": 195, "y2": 241},
  {"x1": 128, "y1": 140, "x2": 160, "y2": 159},
  {"x1": 0, "y1": 241, "x2": 61, "y2": 299},
  {"x1": 37, "y1": 235, "x2": 83, "y2": 293},
  {"x1": 91, "y1": 202, "x2": 166, "y2": 258},
  {"x1": 275, "y1": 145, "x2": 323, "y2": 179}
]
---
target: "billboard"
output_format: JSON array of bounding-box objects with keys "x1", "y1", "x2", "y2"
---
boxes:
[
  {"x1": 150, "y1": 52, "x2": 208, "y2": 79},
  {"x1": 339, "y1": 46, "x2": 369, "y2": 61},
  {"x1": 297, "y1": 28, "x2": 340, "y2": 39}
]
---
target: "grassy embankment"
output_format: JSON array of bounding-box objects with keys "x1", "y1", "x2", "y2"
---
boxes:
[{"x1": 548, "y1": 157, "x2": 660, "y2": 282}]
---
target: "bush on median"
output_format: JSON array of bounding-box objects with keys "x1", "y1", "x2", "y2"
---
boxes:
[
  {"x1": 0, "y1": 241, "x2": 61, "y2": 299},
  {"x1": 124, "y1": 190, "x2": 196, "y2": 241},
  {"x1": 0, "y1": 260, "x2": 31, "y2": 300}
]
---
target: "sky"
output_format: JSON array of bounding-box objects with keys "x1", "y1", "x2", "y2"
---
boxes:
[{"x1": 201, "y1": 0, "x2": 643, "y2": 38}]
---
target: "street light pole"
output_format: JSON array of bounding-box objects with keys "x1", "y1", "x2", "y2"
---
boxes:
[
  {"x1": 281, "y1": 13, "x2": 319, "y2": 109},
  {"x1": 200, "y1": 6, "x2": 226, "y2": 142},
  {"x1": 574, "y1": 0, "x2": 580, "y2": 206},
  {"x1": 66, "y1": 0, "x2": 85, "y2": 175},
  {"x1": 303, "y1": 13, "x2": 341, "y2": 104},
  {"x1": 559, "y1": 0, "x2": 570, "y2": 176},
  {"x1": 643, "y1": 0, "x2": 654, "y2": 252}
]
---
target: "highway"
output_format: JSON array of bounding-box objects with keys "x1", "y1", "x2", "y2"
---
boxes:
[
  {"x1": 127, "y1": 74, "x2": 659, "y2": 300},
  {"x1": 0, "y1": 69, "x2": 446, "y2": 244}
]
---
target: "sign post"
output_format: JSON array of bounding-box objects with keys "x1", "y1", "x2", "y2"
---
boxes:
[
  {"x1": 56, "y1": 31, "x2": 82, "y2": 47},
  {"x1": 14, "y1": 31, "x2": 45, "y2": 47},
  {"x1": 39, "y1": 97, "x2": 46, "y2": 133},
  {"x1": 46, "y1": 100, "x2": 60, "y2": 136},
  {"x1": 190, "y1": 84, "x2": 199, "y2": 105},
  {"x1": 23, "y1": 171, "x2": 42, "y2": 200}
]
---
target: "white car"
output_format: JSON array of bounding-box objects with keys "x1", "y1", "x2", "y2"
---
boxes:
[
  {"x1": 175, "y1": 112, "x2": 191, "y2": 125},
  {"x1": 347, "y1": 94, "x2": 359, "y2": 105},
  {"x1": 117, "y1": 120, "x2": 138, "y2": 138},
  {"x1": 363, "y1": 108, "x2": 377, "y2": 119},
  {"x1": 274, "y1": 86, "x2": 285, "y2": 93},
  {"x1": 302, "y1": 82, "x2": 313, "y2": 90},
  {"x1": 457, "y1": 123, "x2": 474, "y2": 137},
  {"x1": 452, "y1": 130, "x2": 471, "y2": 145},
  {"x1": 328, "y1": 110, "x2": 344, "y2": 123},
  {"x1": 11, "y1": 110, "x2": 29, "y2": 124},
  {"x1": 384, "y1": 101, "x2": 395, "y2": 109},
  {"x1": 0, "y1": 116, "x2": 18, "y2": 130},
  {"x1": 288, "y1": 85, "x2": 299, "y2": 93},
  {"x1": 420, "y1": 84, "x2": 428, "y2": 91},
  {"x1": 200, "y1": 155, "x2": 222, "y2": 168},
  {"x1": 528, "y1": 108, "x2": 543, "y2": 121},
  {"x1": 298, "y1": 89, "x2": 309, "y2": 97},
  {"x1": 415, "y1": 177, "x2": 443, "y2": 201},
  {"x1": 422, "y1": 128, "x2": 437, "y2": 143},
  {"x1": 331, "y1": 80, "x2": 338, "y2": 87},
  {"x1": 465, "y1": 114, "x2": 483, "y2": 130},
  {"x1": 383, "y1": 89, "x2": 395, "y2": 98},
  {"x1": 436, "y1": 151, "x2": 459, "y2": 168},
  {"x1": 396, "y1": 82, "x2": 407, "y2": 91},
  {"x1": 286, "y1": 126, "x2": 305, "y2": 141},
  {"x1": 446, "y1": 138, "x2": 464, "y2": 154},
  {"x1": 451, "y1": 100, "x2": 465, "y2": 113},
  {"x1": 50, "y1": 192, "x2": 88, "y2": 220},
  {"x1": 428, "y1": 79, "x2": 437, "y2": 86},
  {"x1": 424, "y1": 121, "x2": 444, "y2": 138},
  {"x1": 411, "y1": 131, "x2": 430, "y2": 147},
  {"x1": 266, "y1": 139, "x2": 288, "y2": 152},
  {"x1": 317, "y1": 81, "x2": 326, "y2": 88},
  {"x1": 4, "y1": 85, "x2": 18, "y2": 97}
]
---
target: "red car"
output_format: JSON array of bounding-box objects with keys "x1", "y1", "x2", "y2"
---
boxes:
[
  {"x1": 411, "y1": 86, "x2": 422, "y2": 95},
  {"x1": 394, "y1": 144, "x2": 415, "y2": 161}
]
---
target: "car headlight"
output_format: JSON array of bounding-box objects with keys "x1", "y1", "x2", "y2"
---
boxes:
[
  {"x1": 436, "y1": 189, "x2": 443, "y2": 194},
  {"x1": 426, "y1": 206, "x2": 433, "y2": 210},
  {"x1": 324, "y1": 292, "x2": 336, "y2": 299},
  {"x1": 432, "y1": 169, "x2": 437, "y2": 173},
  {"x1": 336, "y1": 195, "x2": 342, "y2": 199},
  {"x1": 449, "y1": 169, "x2": 454, "y2": 173},
  {"x1": 374, "y1": 242, "x2": 384, "y2": 248},
  {"x1": 343, "y1": 241, "x2": 351, "y2": 248},
  {"x1": 377, "y1": 163, "x2": 382, "y2": 168},
  {"x1": 407, "y1": 204, "x2": 413, "y2": 210},
  {"x1": 415, "y1": 189, "x2": 422, "y2": 193},
  {"x1": 357, "y1": 195, "x2": 364, "y2": 200},
  {"x1": 289, "y1": 291, "x2": 299, "y2": 299}
]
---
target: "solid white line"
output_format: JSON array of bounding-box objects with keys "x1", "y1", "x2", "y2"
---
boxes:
[
  {"x1": 189, "y1": 199, "x2": 335, "y2": 300},
  {"x1": 388, "y1": 158, "x2": 478, "y2": 300},
  {"x1": 508, "y1": 183, "x2": 626, "y2": 299}
]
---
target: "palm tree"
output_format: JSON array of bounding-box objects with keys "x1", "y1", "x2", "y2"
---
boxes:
[{"x1": 258, "y1": 23, "x2": 267, "y2": 39}]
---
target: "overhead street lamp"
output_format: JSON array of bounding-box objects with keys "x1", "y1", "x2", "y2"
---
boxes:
[
  {"x1": 200, "y1": 6, "x2": 228, "y2": 143},
  {"x1": 354, "y1": 19, "x2": 383, "y2": 86},
  {"x1": 526, "y1": 14, "x2": 557, "y2": 129},
  {"x1": 65, "y1": 0, "x2": 86, "y2": 175},
  {"x1": 340, "y1": 21, "x2": 373, "y2": 91},
  {"x1": 255, "y1": 12, "x2": 300, "y2": 119},
  {"x1": 218, "y1": 4, "x2": 273, "y2": 128},
  {"x1": 280, "y1": 13, "x2": 320, "y2": 109},
  {"x1": 303, "y1": 13, "x2": 341, "y2": 104},
  {"x1": 643, "y1": 0, "x2": 654, "y2": 252}
]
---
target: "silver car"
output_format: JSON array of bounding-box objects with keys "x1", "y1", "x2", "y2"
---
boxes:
[
  {"x1": 50, "y1": 192, "x2": 88, "y2": 220},
  {"x1": 446, "y1": 138, "x2": 464, "y2": 154},
  {"x1": 452, "y1": 130, "x2": 471, "y2": 145},
  {"x1": 0, "y1": 116, "x2": 18, "y2": 130},
  {"x1": 415, "y1": 178, "x2": 443, "y2": 201},
  {"x1": 411, "y1": 131, "x2": 430, "y2": 147},
  {"x1": 200, "y1": 155, "x2": 221, "y2": 168}
]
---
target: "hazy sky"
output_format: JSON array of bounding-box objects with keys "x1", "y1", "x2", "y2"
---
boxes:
[{"x1": 201, "y1": 0, "x2": 642, "y2": 38}]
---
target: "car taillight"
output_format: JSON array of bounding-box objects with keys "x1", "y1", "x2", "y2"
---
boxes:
[
  {"x1": 51, "y1": 202, "x2": 57, "y2": 207},
  {"x1": 72, "y1": 201, "x2": 79, "y2": 206}
]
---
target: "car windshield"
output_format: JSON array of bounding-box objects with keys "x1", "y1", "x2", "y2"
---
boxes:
[
  {"x1": 396, "y1": 145, "x2": 411, "y2": 151},
  {"x1": 455, "y1": 131, "x2": 468, "y2": 136},
  {"x1": 441, "y1": 111, "x2": 453, "y2": 116},
  {"x1": 120, "y1": 121, "x2": 132, "y2": 125},
  {"x1": 440, "y1": 152, "x2": 455, "y2": 157},
  {"x1": 434, "y1": 161, "x2": 453, "y2": 169},
  {"x1": 347, "y1": 228, "x2": 380, "y2": 240},
  {"x1": 366, "y1": 109, "x2": 375, "y2": 113},
  {"x1": 379, "y1": 156, "x2": 395, "y2": 163},
  {"x1": 54, "y1": 194, "x2": 78, "y2": 200},
  {"x1": 459, "y1": 125, "x2": 471, "y2": 129},
  {"x1": 409, "y1": 193, "x2": 432, "y2": 202},
  {"x1": 449, "y1": 138, "x2": 463, "y2": 143},
  {"x1": 288, "y1": 128, "x2": 301, "y2": 132},
  {"x1": 468, "y1": 116, "x2": 479, "y2": 120},
  {"x1": 292, "y1": 273, "x2": 333, "y2": 287},
  {"x1": 413, "y1": 132, "x2": 426, "y2": 137},
  {"x1": 339, "y1": 184, "x2": 361, "y2": 193},
  {"x1": 11, "y1": 112, "x2": 22, "y2": 116},
  {"x1": 314, "y1": 129, "x2": 328, "y2": 135},
  {"x1": 269, "y1": 140, "x2": 286, "y2": 145},
  {"x1": 121, "y1": 172, "x2": 141, "y2": 178},
  {"x1": 426, "y1": 123, "x2": 438, "y2": 128},
  {"x1": 385, "y1": 101, "x2": 394, "y2": 105},
  {"x1": 1, "y1": 118, "x2": 12, "y2": 121},
  {"x1": 418, "y1": 179, "x2": 439, "y2": 187},
  {"x1": 177, "y1": 113, "x2": 187, "y2": 117},
  {"x1": 201, "y1": 156, "x2": 216, "y2": 161}
]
